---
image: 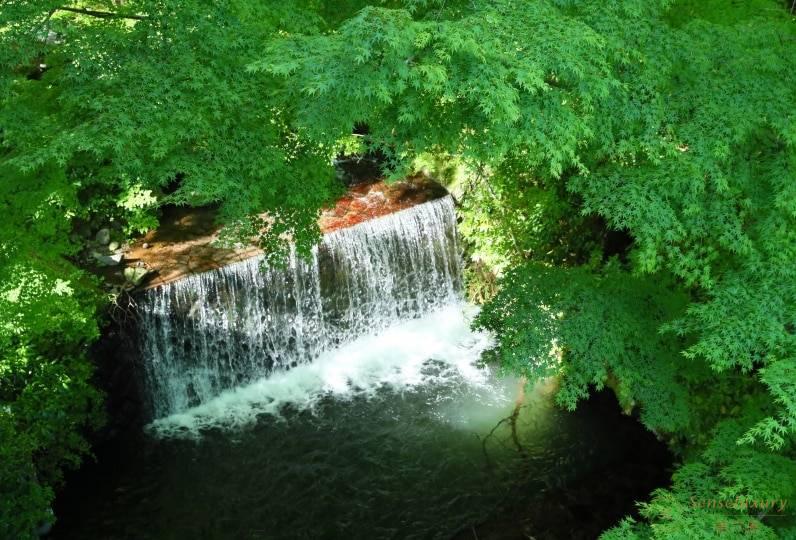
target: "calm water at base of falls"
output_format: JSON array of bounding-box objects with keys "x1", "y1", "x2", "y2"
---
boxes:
[{"x1": 52, "y1": 305, "x2": 670, "y2": 540}]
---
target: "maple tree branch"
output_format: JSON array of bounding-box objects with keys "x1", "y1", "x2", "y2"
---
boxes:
[{"x1": 56, "y1": 6, "x2": 148, "y2": 21}]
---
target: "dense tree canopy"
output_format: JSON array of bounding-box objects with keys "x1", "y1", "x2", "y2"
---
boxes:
[{"x1": 1, "y1": 0, "x2": 795, "y2": 538}]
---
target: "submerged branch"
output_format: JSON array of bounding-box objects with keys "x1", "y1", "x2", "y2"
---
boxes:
[{"x1": 480, "y1": 378, "x2": 529, "y2": 469}]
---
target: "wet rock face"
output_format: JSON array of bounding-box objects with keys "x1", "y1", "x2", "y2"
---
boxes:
[
  {"x1": 318, "y1": 176, "x2": 448, "y2": 232},
  {"x1": 89, "y1": 318, "x2": 149, "y2": 436},
  {"x1": 120, "y1": 176, "x2": 447, "y2": 290}
]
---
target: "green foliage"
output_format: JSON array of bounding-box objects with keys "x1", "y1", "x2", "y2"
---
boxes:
[
  {"x1": 602, "y1": 417, "x2": 796, "y2": 538},
  {"x1": 254, "y1": 0, "x2": 794, "y2": 536},
  {"x1": 0, "y1": 1, "x2": 345, "y2": 535},
  {"x1": 476, "y1": 262, "x2": 695, "y2": 433},
  {"x1": 0, "y1": 261, "x2": 104, "y2": 538},
  {"x1": 1, "y1": 0, "x2": 346, "y2": 255},
  {"x1": 2, "y1": 0, "x2": 796, "y2": 537},
  {"x1": 456, "y1": 159, "x2": 604, "y2": 274},
  {"x1": 253, "y1": 0, "x2": 618, "y2": 175},
  {"x1": 465, "y1": 1, "x2": 796, "y2": 537},
  {"x1": 741, "y1": 359, "x2": 796, "y2": 450}
]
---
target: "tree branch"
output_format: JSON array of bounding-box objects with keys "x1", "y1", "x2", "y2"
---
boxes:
[{"x1": 56, "y1": 6, "x2": 148, "y2": 21}]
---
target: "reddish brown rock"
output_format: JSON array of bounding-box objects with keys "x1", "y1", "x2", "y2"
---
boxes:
[{"x1": 121, "y1": 176, "x2": 447, "y2": 290}]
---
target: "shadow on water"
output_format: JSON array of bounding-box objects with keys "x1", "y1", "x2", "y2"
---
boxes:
[{"x1": 451, "y1": 389, "x2": 672, "y2": 540}]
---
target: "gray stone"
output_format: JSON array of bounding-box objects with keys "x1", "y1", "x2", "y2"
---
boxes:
[
  {"x1": 37, "y1": 30, "x2": 61, "y2": 46},
  {"x1": 142, "y1": 242, "x2": 150, "y2": 249},
  {"x1": 124, "y1": 266, "x2": 155, "y2": 287},
  {"x1": 92, "y1": 251, "x2": 123, "y2": 267},
  {"x1": 95, "y1": 228, "x2": 111, "y2": 245},
  {"x1": 108, "y1": 241, "x2": 120, "y2": 252}
]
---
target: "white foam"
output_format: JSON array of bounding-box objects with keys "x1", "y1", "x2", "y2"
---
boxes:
[
  {"x1": 138, "y1": 196, "x2": 464, "y2": 418},
  {"x1": 148, "y1": 303, "x2": 498, "y2": 438}
]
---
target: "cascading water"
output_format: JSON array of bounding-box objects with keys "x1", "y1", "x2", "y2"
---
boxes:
[
  {"x1": 57, "y1": 194, "x2": 672, "y2": 540},
  {"x1": 137, "y1": 196, "x2": 464, "y2": 418}
]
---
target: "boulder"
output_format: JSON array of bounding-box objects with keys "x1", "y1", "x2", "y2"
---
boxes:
[
  {"x1": 124, "y1": 266, "x2": 155, "y2": 287},
  {"x1": 95, "y1": 228, "x2": 111, "y2": 244},
  {"x1": 92, "y1": 251, "x2": 123, "y2": 267}
]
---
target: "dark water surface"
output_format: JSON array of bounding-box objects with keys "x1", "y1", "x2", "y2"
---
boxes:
[{"x1": 52, "y1": 308, "x2": 670, "y2": 540}]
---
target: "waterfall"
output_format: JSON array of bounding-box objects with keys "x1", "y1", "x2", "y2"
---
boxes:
[{"x1": 137, "y1": 196, "x2": 463, "y2": 418}]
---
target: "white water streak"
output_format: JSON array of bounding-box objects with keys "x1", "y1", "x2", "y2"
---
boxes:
[{"x1": 149, "y1": 303, "x2": 498, "y2": 437}]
